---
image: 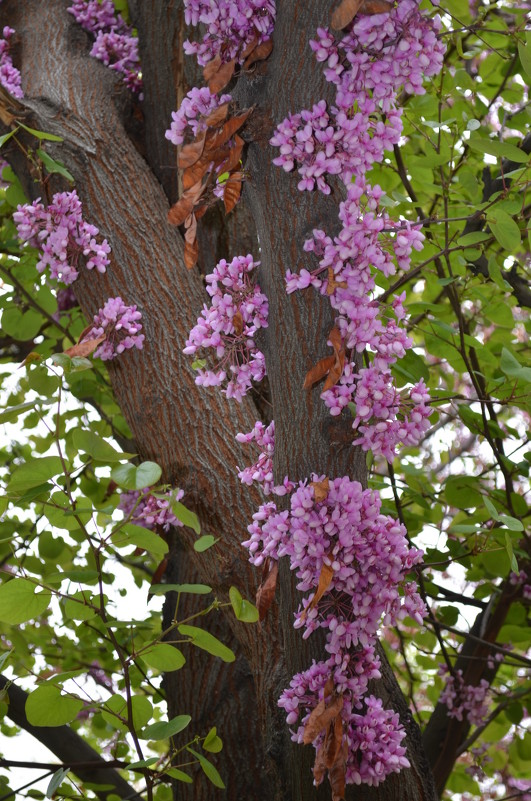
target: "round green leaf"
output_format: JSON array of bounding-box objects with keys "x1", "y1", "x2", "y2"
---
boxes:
[
  {"x1": 0, "y1": 579, "x2": 51, "y2": 624},
  {"x1": 141, "y1": 644, "x2": 186, "y2": 672},
  {"x1": 25, "y1": 685, "x2": 83, "y2": 727},
  {"x1": 7, "y1": 457, "x2": 64, "y2": 495},
  {"x1": 111, "y1": 461, "x2": 162, "y2": 490},
  {"x1": 140, "y1": 715, "x2": 191, "y2": 741}
]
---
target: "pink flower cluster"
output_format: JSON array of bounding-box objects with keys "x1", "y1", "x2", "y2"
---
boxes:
[
  {"x1": 184, "y1": 254, "x2": 268, "y2": 401},
  {"x1": 271, "y1": 1, "x2": 444, "y2": 192},
  {"x1": 13, "y1": 190, "x2": 110, "y2": 285},
  {"x1": 438, "y1": 667, "x2": 490, "y2": 726},
  {"x1": 236, "y1": 421, "x2": 294, "y2": 496},
  {"x1": 81, "y1": 296, "x2": 144, "y2": 360},
  {"x1": 183, "y1": 0, "x2": 276, "y2": 67},
  {"x1": 67, "y1": 0, "x2": 142, "y2": 94},
  {"x1": 0, "y1": 25, "x2": 23, "y2": 98},
  {"x1": 119, "y1": 488, "x2": 184, "y2": 532},
  {"x1": 165, "y1": 87, "x2": 232, "y2": 147}
]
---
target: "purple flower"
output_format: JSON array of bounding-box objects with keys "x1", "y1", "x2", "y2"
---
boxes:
[{"x1": 82, "y1": 296, "x2": 144, "y2": 360}]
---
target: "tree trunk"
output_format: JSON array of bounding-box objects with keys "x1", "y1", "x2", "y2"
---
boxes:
[{"x1": 1, "y1": 2, "x2": 438, "y2": 799}]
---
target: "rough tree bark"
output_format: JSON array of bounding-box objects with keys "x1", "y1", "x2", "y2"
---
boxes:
[{"x1": 2, "y1": 2, "x2": 442, "y2": 800}]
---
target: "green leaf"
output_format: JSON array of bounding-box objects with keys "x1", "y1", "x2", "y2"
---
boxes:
[
  {"x1": 187, "y1": 747, "x2": 225, "y2": 789},
  {"x1": 102, "y1": 694, "x2": 153, "y2": 731},
  {"x1": 203, "y1": 726, "x2": 223, "y2": 754},
  {"x1": 111, "y1": 461, "x2": 162, "y2": 490},
  {"x1": 26, "y1": 685, "x2": 83, "y2": 727},
  {"x1": 36, "y1": 149, "x2": 75, "y2": 183},
  {"x1": 193, "y1": 535, "x2": 218, "y2": 553},
  {"x1": 444, "y1": 476, "x2": 483, "y2": 509},
  {"x1": 500, "y1": 348, "x2": 531, "y2": 383},
  {"x1": 46, "y1": 768, "x2": 69, "y2": 799},
  {"x1": 170, "y1": 501, "x2": 200, "y2": 534},
  {"x1": 127, "y1": 758, "x2": 159, "y2": 769},
  {"x1": 165, "y1": 768, "x2": 193, "y2": 783},
  {"x1": 499, "y1": 515, "x2": 524, "y2": 532},
  {"x1": 112, "y1": 524, "x2": 168, "y2": 557},
  {"x1": 0, "y1": 579, "x2": 51, "y2": 624},
  {"x1": 457, "y1": 231, "x2": 491, "y2": 247},
  {"x1": 72, "y1": 429, "x2": 136, "y2": 462},
  {"x1": 487, "y1": 209, "x2": 521, "y2": 251},
  {"x1": 518, "y1": 37, "x2": 531, "y2": 80},
  {"x1": 0, "y1": 129, "x2": 18, "y2": 149},
  {"x1": 149, "y1": 583, "x2": 212, "y2": 595},
  {"x1": 483, "y1": 496, "x2": 500, "y2": 521},
  {"x1": 141, "y1": 644, "x2": 186, "y2": 672},
  {"x1": 504, "y1": 532, "x2": 519, "y2": 574},
  {"x1": 18, "y1": 122, "x2": 64, "y2": 141},
  {"x1": 7, "y1": 456, "x2": 64, "y2": 495},
  {"x1": 229, "y1": 586, "x2": 259, "y2": 623},
  {"x1": 0, "y1": 650, "x2": 13, "y2": 671},
  {"x1": 468, "y1": 135, "x2": 530, "y2": 164},
  {"x1": 178, "y1": 624, "x2": 235, "y2": 663},
  {"x1": 140, "y1": 715, "x2": 191, "y2": 741},
  {"x1": 1, "y1": 308, "x2": 44, "y2": 340}
]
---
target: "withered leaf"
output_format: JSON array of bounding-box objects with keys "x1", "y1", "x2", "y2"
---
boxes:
[
  {"x1": 182, "y1": 154, "x2": 213, "y2": 191},
  {"x1": 328, "y1": 326, "x2": 342, "y2": 354},
  {"x1": 184, "y1": 237, "x2": 199, "y2": 270},
  {"x1": 222, "y1": 135, "x2": 245, "y2": 174},
  {"x1": 329, "y1": 739, "x2": 348, "y2": 801},
  {"x1": 207, "y1": 108, "x2": 252, "y2": 150},
  {"x1": 232, "y1": 310, "x2": 244, "y2": 336},
  {"x1": 310, "y1": 477, "x2": 330, "y2": 503},
  {"x1": 331, "y1": 0, "x2": 363, "y2": 29},
  {"x1": 208, "y1": 57, "x2": 236, "y2": 93},
  {"x1": 195, "y1": 204, "x2": 208, "y2": 220},
  {"x1": 224, "y1": 175, "x2": 242, "y2": 214},
  {"x1": 240, "y1": 35, "x2": 258, "y2": 62},
  {"x1": 324, "y1": 714, "x2": 344, "y2": 770},
  {"x1": 361, "y1": 0, "x2": 393, "y2": 13},
  {"x1": 203, "y1": 55, "x2": 222, "y2": 83},
  {"x1": 303, "y1": 692, "x2": 343, "y2": 744},
  {"x1": 65, "y1": 335, "x2": 106, "y2": 358},
  {"x1": 204, "y1": 102, "x2": 230, "y2": 129},
  {"x1": 313, "y1": 743, "x2": 327, "y2": 786},
  {"x1": 178, "y1": 135, "x2": 207, "y2": 169},
  {"x1": 168, "y1": 194, "x2": 196, "y2": 226},
  {"x1": 243, "y1": 38, "x2": 274, "y2": 69},
  {"x1": 304, "y1": 561, "x2": 334, "y2": 620},
  {"x1": 303, "y1": 355, "x2": 336, "y2": 390},
  {"x1": 256, "y1": 558, "x2": 278, "y2": 621},
  {"x1": 326, "y1": 267, "x2": 348, "y2": 295},
  {"x1": 322, "y1": 349, "x2": 345, "y2": 392}
]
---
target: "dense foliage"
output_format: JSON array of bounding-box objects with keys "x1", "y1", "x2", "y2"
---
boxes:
[{"x1": 0, "y1": 1, "x2": 529, "y2": 801}]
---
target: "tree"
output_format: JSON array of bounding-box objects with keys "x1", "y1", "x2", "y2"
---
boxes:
[{"x1": 0, "y1": 1, "x2": 529, "y2": 801}]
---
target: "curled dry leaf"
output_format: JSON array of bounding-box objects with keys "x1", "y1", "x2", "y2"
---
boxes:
[
  {"x1": 329, "y1": 739, "x2": 348, "y2": 801},
  {"x1": 224, "y1": 174, "x2": 243, "y2": 214},
  {"x1": 184, "y1": 237, "x2": 199, "y2": 270},
  {"x1": 203, "y1": 55, "x2": 222, "y2": 83},
  {"x1": 326, "y1": 267, "x2": 348, "y2": 295},
  {"x1": 324, "y1": 714, "x2": 344, "y2": 770},
  {"x1": 303, "y1": 355, "x2": 336, "y2": 390},
  {"x1": 204, "y1": 102, "x2": 230, "y2": 129},
  {"x1": 322, "y1": 349, "x2": 345, "y2": 392},
  {"x1": 256, "y1": 558, "x2": 278, "y2": 621},
  {"x1": 232, "y1": 310, "x2": 244, "y2": 336},
  {"x1": 313, "y1": 743, "x2": 327, "y2": 786},
  {"x1": 223, "y1": 135, "x2": 245, "y2": 174},
  {"x1": 209, "y1": 108, "x2": 253, "y2": 150},
  {"x1": 362, "y1": 0, "x2": 394, "y2": 13},
  {"x1": 65, "y1": 335, "x2": 106, "y2": 358},
  {"x1": 207, "y1": 57, "x2": 236, "y2": 93},
  {"x1": 303, "y1": 691, "x2": 343, "y2": 744},
  {"x1": 243, "y1": 38, "x2": 274, "y2": 69},
  {"x1": 310, "y1": 477, "x2": 330, "y2": 503},
  {"x1": 331, "y1": 0, "x2": 363, "y2": 29},
  {"x1": 178, "y1": 135, "x2": 207, "y2": 169},
  {"x1": 168, "y1": 194, "x2": 196, "y2": 226},
  {"x1": 300, "y1": 561, "x2": 334, "y2": 623}
]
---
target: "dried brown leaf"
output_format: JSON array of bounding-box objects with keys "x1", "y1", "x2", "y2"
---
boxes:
[
  {"x1": 204, "y1": 102, "x2": 230, "y2": 129},
  {"x1": 324, "y1": 714, "x2": 344, "y2": 770},
  {"x1": 207, "y1": 108, "x2": 252, "y2": 150},
  {"x1": 232, "y1": 310, "x2": 244, "y2": 336},
  {"x1": 178, "y1": 135, "x2": 207, "y2": 169},
  {"x1": 195, "y1": 204, "x2": 208, "y2": 220},
  {"x1": 326, "y1": 267, "x2": 348, "y2": 295},
  {"x1": 256, "y1": 558, "x2": 278, "y2": 621},
  {"x1": 311, "y1": 562, "x2": 334, "y2": 610},
  {"x1": 322, "y1": 349, "x2": 345, "y2": 392},
  {"x1": 222, "y1": 135, "x2": 245, "y2": 174},
  {"x1": 184, "y1": 237, "x2": 199, "y2": 270},
  {"x1": 182, "y1": 155, "x2": 212, "y2": 191},
  {"x1": 361, "y1": 0, "x2": 393, "y2": 13},
  {"x1": 303, "y1": 693, "x2": 343, "y2": 744},
  {"x1": 224, "y1": 176, "x2": 242, "y2": 214},
  {"x1": 328, "y1": 326, "x2": 342, "y2": 354},
  {"x1": 65, "y1": 335, "x2": 106, "y2": 358},
  {"x1": 310, "y1": 477, "x2": 330, "y2": 504},
  {"x1": 185, "y1": 213, "x2": 198, "y2": 245},
  {"x1": 208, "y1": 58, "x2": 236, "y2": 93},
  {"x1": 331, "y1": 0, "x2": 363, "y2": 29},
  {"x1": 240, "y1": 35, "x2": 258, "y2": 62},
  {"x1": 329, "y1": 739, "x2": 348, "y2": 801},
  {"x1": 313, "y1": 743, "x2": 327, "y2": 786},
  {"x1": 303, "y1": 355, "x2": 336, "y2": 390},
  {"x1": 168, "y1": 194, "x2": 196, "y2": 226},
  {"x1": 203, "y1": 55, "x2": 222, "y2": 83},
  {"x1": 243, "y1": 38, "x2": 274, "y2": 69}
]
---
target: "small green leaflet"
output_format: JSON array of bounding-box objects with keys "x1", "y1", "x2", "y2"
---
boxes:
[
  {"x1": 112, "y1": 524, "x2": 168, "y2": 557},
  {"x1": 140, "y1": 715, "x2": 191, "y2": 740},
  {"x1": 141, "y1": 643, "x2": 186, "y2": 672},
  {"x1": 518, "y1": 34, "x2": 531, "y2": 80},
  {"x1": 486, "y1": 209, "x2": 521, "y2": 252},
  {"x1": 18, "y1": 122, "x2": 64, "y2": 141},
  {"x1": 203, "y1": 726, "x2": 223, "y2": 753},
  {"x1": 229, "y1": 586, "x2": 259, "y2": 623},
  {"x1": 7, "y1": 456, "x2": 64, "y2": 495},
  {"x1": 149, "y1": 583, "x2": 212, "y2": 595},
  {"x1": 36, "y1": 149, "x2": 75, "y2": 183},
  {"x1": 468, "y1": 135, "x2": 530, "y2": 164},
  {"x1": 500, "y1": 348, "x2": 531, "y2": 384},
  {"x1": 111, "y1": 461, "x2": 162, "y2": 489},
  {"x1": 46, "y1": 768, "x2": 70, "y2": 799},
  {"x1": 72, "y1": 429, "x2": 136, "y2": 462},
  {"x1": 504, "y1": 532, "x2": 519, "y2": 574},
  {"x1": 178, "y1": 624, "x2": 235, "y2": 662},
  {"x1": 187, "y1": 747, "x2": 225, "y2": 789},
  {"x1": 194, "y1": 535, "x2": 218, "y2": 552},
  {"x1": 166, "y1": 768, "x2": 193, "y2": 783},
  {"x1": 26, "y1": 685, "x2": 83, "y2": 727},
  {"x1": 170, "y1": 500, "x2": 201, "y2": 534}
]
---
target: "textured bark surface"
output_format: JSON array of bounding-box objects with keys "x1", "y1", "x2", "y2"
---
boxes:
[{"x1": 2, "y1": 2, "x2": 439, "y2": 800}]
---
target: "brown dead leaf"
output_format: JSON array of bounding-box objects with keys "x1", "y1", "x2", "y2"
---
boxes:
[
  {"x1": 329, "y1": 739, "x2": 348, "y2": 801},
  {"x1": 303, "y1": 355, "x2": 336, "y2": 390},
  {"x1": 207, "y1": 58, "x2": 236, "y2": 93},
  {"x1": 323, "y1": 349, "x2": 345, "y2": 392},
  {"x1": 195, "y1": 204, "x2": 208, "y2": 220},
  {"x1": 207, "y1": 108, "x2": 252, "y2": 150},
  {"x1": 65, "y1": 335, "x2": 106, "y2": 358},
  {"x1": 331, "y1": 0, "x2": 363, "y2": 29},
  {"x1": 310, "y1": 477, "x2": 330, "y2": 503},
  {"x1": 222, "y1": 135, "x2": 245, "y2": 174},
  {"x1": 324, "y1": 714, "x2": 344, "y2": 770},
  {"x1": 240, "y1": 36, "x2": 258, "y2": 62},
  {"x1": 256, "y1": 558, "x2": 278, "y2": 621},
  {"x1": 310, "y1": 561, "x2": 334, "y2": 611},
  {"x1": 184, "y1": 237, "x2": 199, "y2": 270},
  {"x1": 326, "y1": 267, "x2": 348, "y2": 295},
  {"x1": 178, "y1": 135, "x2": 207, "y2": 169},
  {"x1": 232, "y1": 310, "x2": 244, "y2": 336},
  {"x1": 303, "y1": 692, "x2": 343, "y2": 744},
  {"x1": 182, "y1": 153, "x2": 214, "y2": 191},
  {"x1": 203, "y1": 55, "x2": 222, "y2": 82},
  {"x1": 204, "y1": 102, "x2": 230, "y2": 129},
  {"x1": 243, "y1": 38, "x2": 274, "y2": 69},
  {"x1": 168, "y1": 193, "x2": 196, "y2": 226},
  {"x1": 224, "y1": 175, "x2": 242, "y2": 214},
  {"x1": 328, "y1": 327, "x2": 342, "y2": 354},
  {"x1": 313, "y1": 743, "x2": 327, "y2": 786},
  {"x1": 361, "y1": 0, "x2": 393, "y2": 13}
]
